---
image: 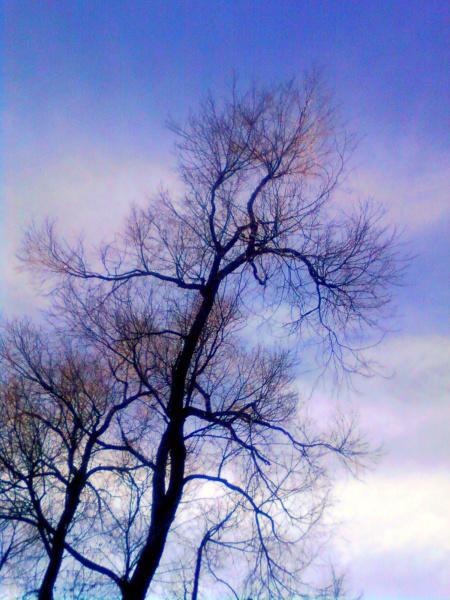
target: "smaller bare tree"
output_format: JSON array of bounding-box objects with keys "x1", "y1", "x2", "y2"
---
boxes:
[{"x1": 0, "y1": 321, "x2": 152, "y2": 600}]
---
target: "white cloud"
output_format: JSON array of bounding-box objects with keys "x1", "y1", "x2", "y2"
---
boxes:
[
  {"x1": 333, "y1": 470, "x2": 450, "y2": 557},
  {"x1": 303, "y1": 332, "x2": 450, "y2": 599},
  {"x1": 330, "y1": 471, "x2": 450, "y2": 599}
]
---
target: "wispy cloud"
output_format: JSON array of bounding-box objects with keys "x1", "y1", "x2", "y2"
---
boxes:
[
  {"x1": 312, "y1": 332, "x2": 450, "y2": 598},
  {"x1": 332, "y1": 469, "x2": 450, "y2": 599},
  {"x1": 1, "y1": 150, "x2": 180, "y2": 315}
]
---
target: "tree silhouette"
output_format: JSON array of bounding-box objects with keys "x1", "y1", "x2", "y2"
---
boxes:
[{"x1": 1, "y1": 76, "x2": 399, "y2": 600}]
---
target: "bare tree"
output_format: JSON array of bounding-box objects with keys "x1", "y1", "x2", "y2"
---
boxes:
[
  {"x1": 0, "y1": 321, "x2": 153, "y2": 600},
  {"x1": 5, "y1": 75, "x2": 399, "y2": 599}
]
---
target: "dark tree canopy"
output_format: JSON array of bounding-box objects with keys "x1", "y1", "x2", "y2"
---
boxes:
[{"x1": 0, "y1": 76, "x2": 399, "y2": 600}]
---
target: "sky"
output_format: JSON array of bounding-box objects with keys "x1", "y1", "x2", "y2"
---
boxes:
[{"x1": 1, "y1": 1, "x2": 449, "y2": 598}]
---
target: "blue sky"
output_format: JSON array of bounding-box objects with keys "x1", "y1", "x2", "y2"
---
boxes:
[{"x1": 2, "y1": 1, "x2": 449, "y2": 598}]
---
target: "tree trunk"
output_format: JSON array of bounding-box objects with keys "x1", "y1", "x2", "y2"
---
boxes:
[
  {"x1": 123, "y1": 421, "x2": 186, "y2": 600},
  {"x1": 38, "y1": 538, "x2": 65, "y2": 600},
  {"x1": 123, "y1": 279, "x2": 220, "y2": 600},
  {"x1": 38, "y1": 471, "x2": 85, "y2": 600}
]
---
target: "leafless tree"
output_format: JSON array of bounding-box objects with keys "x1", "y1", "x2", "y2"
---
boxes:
[
  {"x1": 0, "y1": 321, "x2": 153, "y2": 600},
  {"x1": 4, "y1": 75, "x2": 400, "y2": 599}
]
